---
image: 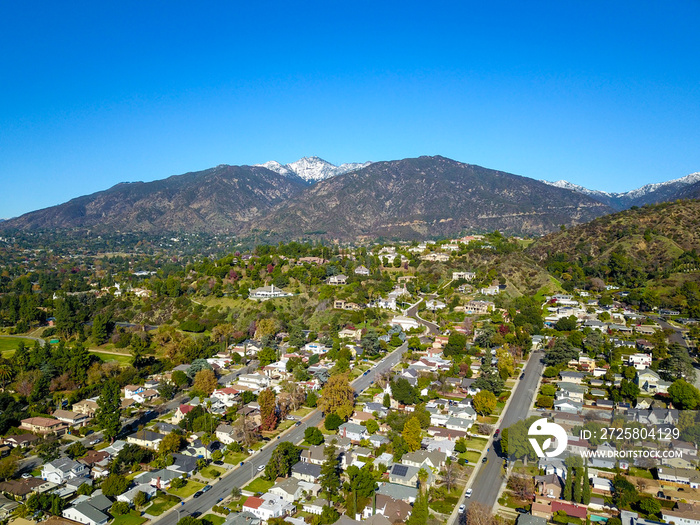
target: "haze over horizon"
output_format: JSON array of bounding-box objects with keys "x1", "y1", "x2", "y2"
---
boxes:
[{"x1": 1, "y1": 1, "x2": 699, "y2": 219}]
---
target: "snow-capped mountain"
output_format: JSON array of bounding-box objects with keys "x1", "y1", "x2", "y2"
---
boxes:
[
  {"x1": 541, "y1": 171, "x2": 700, "y2": 210},
  {"x1": 256, "y1": 156, "x2": 372, "y2": 183}
]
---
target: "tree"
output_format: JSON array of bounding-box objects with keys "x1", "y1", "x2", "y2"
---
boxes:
[
  {"x1": 544, "y1": 338, "x2": 579, "y2": 366},
  {"x1": 668, "y1": 379, "x2": 700, "y2": 409},
  {"x1": 92, "y1": 313, "x2": 111, "y2": 345},
  {"x1": 441, "y1": 458, "x2": 458, "y2": 491},
  {"x1": 193, "y1": 369, "x2": 218, "y2": 396},
  {"x1": 507, "y1": 475, "x2": 534, "y2": 500},
  {"x1": 257, "y1": 347, "x2": 278, "y2": 367},
  {"x1": 612, "y1": 474, "x2": 638, "y2": 509},
  {"x1": 402, "y1": 416, "x2": 422, "y2": 452},
  {"x1": 473, "y1": 390, "x2": 497, "y2": 415},
  {"x1": 361, "y1": 330, "x2": 381, "y2": 357},
  {"x1": 365, "y1": 419, "x2": 379, "y2": 434},
  {"x1": 664, "y1": 344, "x2": 696, "y2": 382},
  {"x1": 319, "y1": 443, "x2": 340, "y2": 500},
  {"x1": 582, "y1": 462, "x2": 591, "y2": 504},
  {"x1": 101, "y1": 473, "x2": 129, "y2": 497},
  {"x1": 318, "y1": 373, "x2": 355, "y2": 420},
  {"x1": 110, "y1": 502, "x2": 131, "y2": 516},
  {"x1": 66, "y1": 442, "x2": 87, "y2": 459},
  {"x1": 264, "y1": 441, "x2": 301, "y2": 480},
  {"x1": 259, "y1": 388, "x2": 278, "y2": 431},
  {"x1": 444, "y1": 333, "x2": 467, "y2": 356},
  {"x1": 172, "y1": 370, "x2": 190, "y2": 387},
  {"x1": 391, "y1": 377, "x2": 418, "y2": 405},
  {"x1": 95, "y1": 379, "x2": 121, "y2": 442},
  {"x1": 159, "y1": 432, "x2": 185, "y2": 455},
  {"x1": 324, "y1": 413, "x2": 343, "y2": 431},
  {"x1": 306, "y1": 391, "x2": 318, "y2": 408},
  {"x1": 465, "y1": 501, "x2": 494, "y2": 525},
  {"x1": 134, "y1": 491, "x2": 148, "y2": 508},
  {"x1": 304, "y1": 427, "x2": 324, "y2": 445},
  {"x1": 638, "y1": 497, "x2": 661, "y2": 517},
  {"x1": 0, "y1": 456, "x2": 17, "y2": 481}
]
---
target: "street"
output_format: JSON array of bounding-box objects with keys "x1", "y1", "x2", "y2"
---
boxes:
[{"x1": 450, "y1": 351, "x2": 545, "y2": 524}]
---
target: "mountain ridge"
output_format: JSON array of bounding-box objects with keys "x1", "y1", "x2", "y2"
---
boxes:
[{"x1": 255, "y1": 156, "x2": 372, "y2": 183}]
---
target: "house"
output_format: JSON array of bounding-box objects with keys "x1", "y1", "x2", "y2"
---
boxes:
[
  {"x1": 657, "y1": 466, "x2": 700, "y2": 488},
  {"x1": 242, "y1": 494, "x2": 295, "y2": 521},
  {"x1": 126, "y1": 430, "x2": 165, "y2": 451},
  {"x1": 349, "y1": 411, "x2": 375, "y2": 425},
  {"x1": 375, "y1": 481, "x2": 418, "y2": 503},
  {"x1": 168, "y1": 454, "x2": 199, "y2": 476},
  {"x1": 551, "y1": 501, "x2": 587, "y2": 520},
  {"x1": 0, "y1": 478, "x2": 55, "y2": 501},
  {"x1": 212, "y1": 387, "x2": 239, "y2": 406},
  {"x1": 328, "y1": 274, "x2": 348, "y2": 285},
  {"x1": 303, "y1": 498, "x2": 329, "y2": 516},
  {"x1": 662, "y1": 502, "x2": 700, "y2": 525},
  {"x1": 354, "y1": 265, "x2": 370, "y2": 276},
  {"x1": 301, "y1": 445, "x2": 327, "y2": 466},
  {"x1": 453, "y1": 271, "x2": 476, "y2": 281},
  {"x1": 53, "y1": 409, "x2": 89, "y2": 427},
  {"x1": 517, "y1": 516, "x2": 547, "y2": 525},
  {"x1": 554, "y1": 399, "x2": 583, "y2": 414},
  {"x1": 362, "y1": 493, "x2": 413, "y2": 523},
  {"x1": 72, "y1": 399, "x2": 99, "y2": 417},
  {"x1": 636, "y1": 368, "x2": 661, "y2": 393},
  {"x1": 401, "y1": 450, "x2": 446, "y2": 470},
  {"x1": 389, "y1": 463, "x2": 434, "y2": 489},
  {"x1": 338, "y1": 422, "x2": 369, "y2": 443},
  {"x1": 19, "y1": 416, "x2": 68, "y2": 435},
  {"x1": 291, "y1": 461, "x2": 322, "y2": 483},
  {"x1": 269, "y1": 477, "x2": 319, "y2": 503},
  {"x1": 41, "y1": 457, "x2": 89, "y2": 484},
  {"x1": 215, "y1": 423, "x2": 237, "y2": 445},
  {"x1": 390, "y1": 316, "x2": 420, "y2": 331},
  {"x1": 535, "y1": 473, "x2": 563, "y2": 498},
  {"x1": 133, "y1": 468, "x2": 181, "y2": 489},
  {"x1": 591, "y1": 476, "x2": 613, "y2": 492},
  {"x1": 628, "y1": 354, "x2": 653, "y2": 370},
  {"x1": 248, "y1": 284, "x2": 293, "y2": 300},
  {"x1": 464, "y1": 301, "x2": 494, "y2": 314},
  {"x1": 171, "y1": 404, "x2": 194, "y2": 424},
  {"x1": 1, "y1": 434, "x2": 40, "y2": 448},
  {"x1": 445, "y1": 417, "x2": 472, "y2": 432},
  {"x1": 117, "y1": 483, "x2": 157, "y2": 505},
  {"x1": 559, "y1": 371, "x2": 586, "y2": 384},
  {"x1": 62, "y1": 494, "x2": 112, "y2": 525}
]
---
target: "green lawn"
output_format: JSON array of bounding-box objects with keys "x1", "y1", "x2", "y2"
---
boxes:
[
  {"x1": 200, "y1": 465, "x2": 226, "y2": 479},
  {"x1": 459, "y1": 451, "x2": 482, "y2": 463},
  {"x1": 202, "y1": 515, "x2": 226, "y2": 525},
  {"x1": 0, "y1": 336, "x2": 35, "y2": 357},
  {"x1": 125, "y1": 469, "x2": 144, "y2": 480},
  {"x1": 145, "y1": 497, "x2": 179, "y2": 516},
  {"x1": 90, "y1": 350, "x2": 133, "y2": 366},
  {"x1": 465, "y1": 436, "x2": 489, "y2": 450},
  {"x1": 244, "y1": 477, "x2": 274, "y2": 494},
  {"x1": 629, "y1": 467, "x2": 654, "y2": 479},
  {"x1": 167, "y1": 480, "x2": 205, "y2": 499},
  {"x1": 224, "y1": 451, "x2": 247, "y2": 465},
  {"x1": 112, "y1": 511, "x2": 147, "y2": 525},
  {"x1": 290, "y1": 407, "x2": 314, "y2": 418}
]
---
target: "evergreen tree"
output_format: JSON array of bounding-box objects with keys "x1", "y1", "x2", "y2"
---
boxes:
[
  {"x1": 319, "y1": 443, "x2": 341, "y2": 500},
  {"x1": 564, "y1": 465, "x2": 573, "y2": 501},
  {"x1": 573, "y1": 467, "x2": 582, "y2": 502},
  {"x1": 582, "y1": 462, "x2": 591, "y2": 504},
  {"x1": 96, "y1": 379, "x2": 121, "y2": 442}
]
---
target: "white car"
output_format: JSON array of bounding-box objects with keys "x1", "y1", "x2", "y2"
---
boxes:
[
  {"x1": 257, "y1": 465, "x2": 265, "y2": 472},
  {"x1": 89, "y1": 438, "x2": 101, "y2": 446},
  {"x1": 465, "y1": 488, "x2": 473, "y2": 498},
  {"x1": 22, "y1": 473, "x2": 32, "y2": 479},
  {"x1": 459, "y1": 505, "x2": 466, "y2": 514}
]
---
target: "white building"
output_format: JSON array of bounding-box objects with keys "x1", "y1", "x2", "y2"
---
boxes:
[
  {"x1": 391, "y1": 316, "x2": 420, "y2": 331},
  {"x1": 628, "y1": 353, "x2": 653, "y2": 370},
  {"x1": 248, "y1": 284, "x2": 293, "y2": 301}
]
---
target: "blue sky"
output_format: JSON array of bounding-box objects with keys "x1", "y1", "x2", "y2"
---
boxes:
[{"x1": 1, "y1": 1, "x2": 699, "y2": 218}]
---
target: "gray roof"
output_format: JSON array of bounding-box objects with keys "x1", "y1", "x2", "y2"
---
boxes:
[
  {"x1": 376, "y1": 481, "x2": 418, "y2": 501},
  {"x1": 518, "y1": 515, "x2": 548, "y2": 525},
  {"x1": 71, "y1": 501, "x2": 109, "y2": 524},
  {"x1": 292, "y1": 461, "x2": 321, "y2": 478}
]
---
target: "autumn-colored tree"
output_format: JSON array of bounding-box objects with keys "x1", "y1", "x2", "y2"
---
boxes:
[
  {"x1": 402, "y1": 416, "x2": 422, "y2": 452},
  {"x1": 473, "y1": 390, "x2": 497, "y2": 415},
  {"x1": 318, "y1": 373, "x2": 355, "y2": 420},
  {"x1": 255, "y1": 318, "x2": 278, "y2": 339},
  {"x1": 259, "y1": 388, "x2": 278, "y2": 431},
  {"x1": 193, "y1": 369, "x2": 218, "y2": 396},
  {"x1": 159, "y1": 432, "x2": 185, "y2": 456}
]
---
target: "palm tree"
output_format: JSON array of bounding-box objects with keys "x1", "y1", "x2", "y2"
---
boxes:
[{"x1": 0, "y1": 364, "x2": 13, "y2": 391}]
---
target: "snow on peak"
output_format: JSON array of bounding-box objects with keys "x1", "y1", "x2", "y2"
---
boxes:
[
  {"x1": 540, "y1": 179, "x2": 611, "y2": 197},
  {"x1": 619, "y1": 171, "x2": 700, "y2": 199},
  {"x1": 256, "y1": 157, "x2": 372, "y2": 182}
]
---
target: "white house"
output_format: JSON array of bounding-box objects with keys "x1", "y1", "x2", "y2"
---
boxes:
[
  {"x1": 42, "y1": 458, "x2": 89, "y2": 484},
  {"x1": 248, "y1": 284, "x2": 293, "y2": 301},
  {"x1": 628, "y1": 354, "x2": 652, "y2": 370},
  {"x1": 242, "y1": 494, "x2": 295, "y2": 521},
  {"x1": 391, "y1": 316, "x2": 420, "y2": 331}
]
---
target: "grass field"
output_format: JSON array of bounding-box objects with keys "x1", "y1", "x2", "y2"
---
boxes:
[
  {"x1": 146, "y1": 497, "x2": 179, "y2": 516},
  {"x1": 465, "y1": 436, "x2": 489, "y2": 450},
  {"x1": 200, "y1": 465, "x2": 226, "y2": 479},
  {"x1": 459, "y1": 450, "x2": 482, "y2": 463},
  {"x1": 243, "y1": 477, "x2": 274, "y2": 494},
  {"x1": 0, "y1": 337, "x2": 35, "y2": 357},
  {"x1": 202, "y1": 515, "x2": 226, "y2": 525},
  {"x1": 224, "y1": 451, "x2": 247, "y2": 465},
  {"x1": 112, "y1": 511, "x2": 147, "y2": 525},
  {"x1": 90, "y1": 350, "x2": 133, "y2": 366},
  {"x1": 168, "y1": 480, "x2": 205, "y2": 499}
]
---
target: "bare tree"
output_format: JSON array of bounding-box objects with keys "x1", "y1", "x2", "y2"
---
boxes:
[
  {"x1": 466, "y1": 502, "x2": 495, "y2": 525},
  {"x1": 507, "y1": 475, "x2": 534, "y2": 501},
  {"x1": 441, "y1": 459, "x2": 458, "y2": 492}
]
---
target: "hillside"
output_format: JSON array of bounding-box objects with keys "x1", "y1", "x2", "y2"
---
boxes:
[
  {"x1": 1, "y1": 165, "x2": 307, "y2": 233},
  {"x1": 526, "y1": 199, "x2": 700, "y2": 282},
  {"x1": 250, "y1": 156, "x2": 613, "y2": 241}
]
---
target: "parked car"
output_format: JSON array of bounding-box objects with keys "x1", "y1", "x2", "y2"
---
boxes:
[
  {"x1": 482, "y1": 457, "x2": 488, "y2": 463},
  {"x1": 213, "y1": 461, "x2": 223, "y2": 466},
  {"x1": 202, "y1": 485, "x2": 212, "y2": 492},
  {"x1": 515, "y1": 508, "x2": 529, "y2": 514},
  {"x1": 257, "y1": 465, "x2": 265, "y2": 472},
  {"x1": 191, "y1": 512, "x2": 201, "y2": 518},
  {"x1": 295, "y1": 421, "x2": 301, "y2": 426},
  {"x1": 89, "y1": 438, "x2": 101, "y2": 445},
  {"x1": 458, "y1": 505, "x2": 466, "y2": 514},
  {"x1": 465, "y1": 489, "x2": 472, "y2": 498},
  {"x1": 21, "y1": 473, "x2": 32, "y2": 479},
  {"x1": 494, "y1": 429, "x2": 500, "y2": 437},
  {"x1": 193, "y1": 491, "x2": 203, "y2": 498}
]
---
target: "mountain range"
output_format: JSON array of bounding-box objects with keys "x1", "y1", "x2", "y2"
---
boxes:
[
  {"x1": 540, "y1": 172, "x2": 700, "y2": 210},
  {"x1": 1, "y1": 155, "x2": 697, "y2": 240}
]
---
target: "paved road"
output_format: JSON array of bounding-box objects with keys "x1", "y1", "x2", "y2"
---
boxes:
[
  {"x1": 451, "y1": 351, "x2": 545, "y2": 523},
  {"x1": 153, "y1": 341, "x2": 409, "y2": 525},
  {"x1": 406, "y1": 296, "x2": 439, "y2": 335}
]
